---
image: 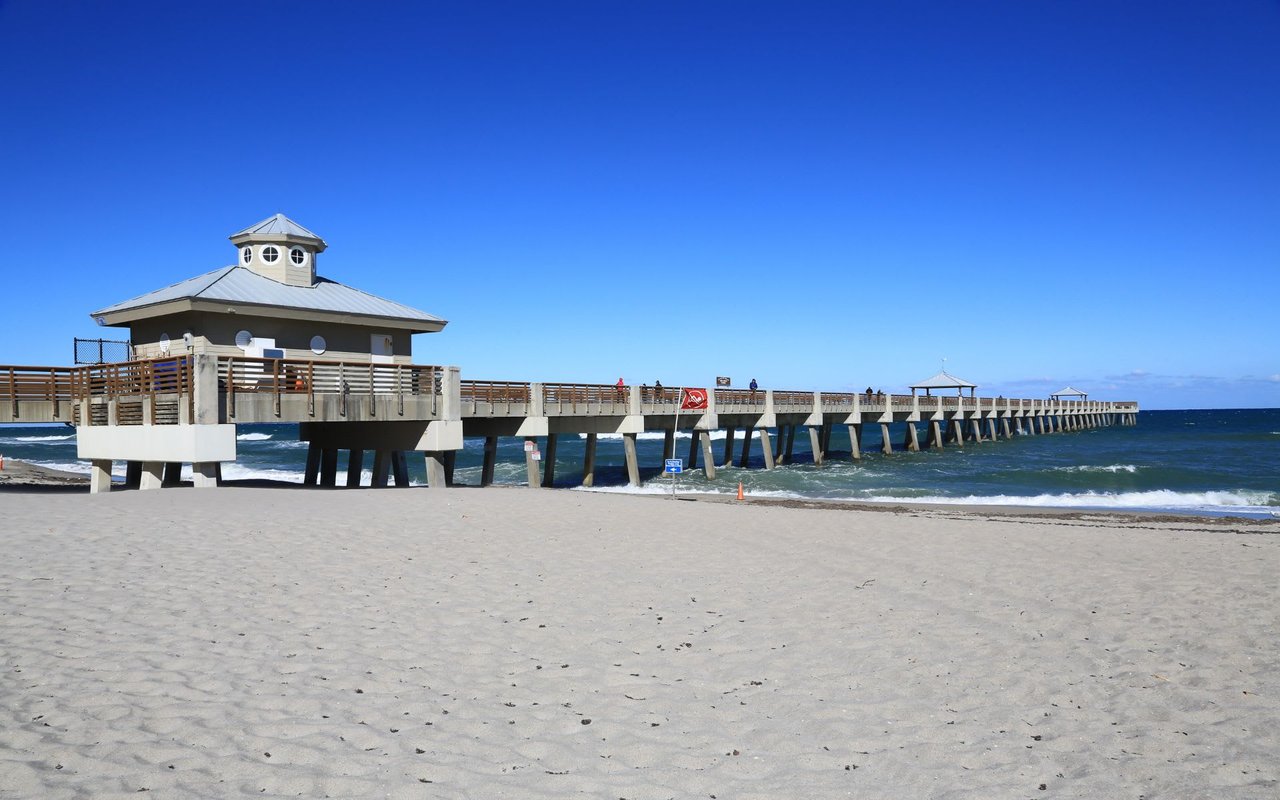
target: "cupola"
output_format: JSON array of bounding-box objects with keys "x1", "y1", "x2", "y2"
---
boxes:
[{"x1": 229, "y1": 213, "x2": 327, "y2": 287}]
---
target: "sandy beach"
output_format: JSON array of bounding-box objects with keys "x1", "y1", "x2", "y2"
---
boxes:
[{"x1": 1, "y1": 486, "x2": 1277, "y2": 799}]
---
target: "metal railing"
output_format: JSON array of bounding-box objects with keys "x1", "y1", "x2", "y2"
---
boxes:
[
  {"x1": 543, "y1": 382, "x2": 630, "y2": 415},
  {"x1": 219, "y1": 356, "x2": 441, "y2": 419},
  {"x1": 714, "y1": 387, "x2": 766, "y2": 411}
]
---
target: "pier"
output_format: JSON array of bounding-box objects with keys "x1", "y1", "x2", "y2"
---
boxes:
[
  {"x1": 1, "y1": 355, "x2": 1139, "y2": 493},
  {"x1": 0, "y1": 213, "x2": 1138, "y2": 493}
]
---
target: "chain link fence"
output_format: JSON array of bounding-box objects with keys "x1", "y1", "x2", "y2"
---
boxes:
[{"x1": 74, "y1": 337, "x2": 133, "y2": 365}]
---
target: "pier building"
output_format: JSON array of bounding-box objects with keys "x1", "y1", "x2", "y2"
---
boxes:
[{"x1": 1, "y1": 216, "x2": 1140, "y2": 493}]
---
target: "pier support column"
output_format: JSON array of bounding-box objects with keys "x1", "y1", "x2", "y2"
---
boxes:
[
  {"x1": 141, "y1": 461, "x2": 164, "y2": 490},
  {"x1": 738, "y1": 429, "x2": 753, "y2": 467},
  {"x1": 481, "y1": 436, "x2": 498, "y2": 487},
  {"x1": 443, "y1": 451, "x2": 456, "y2": 485},
  {"x1": 125, "y1": 461, "x2": 142, "y2": 489},
  {"x1": 987, "y1": 419, "x2": 998, "y2": 442},
  {"x1": 948, "y1": 420, "x2": 964, "y2": 447},
  {"x1": 391, "y1": 451, "x2": 410, "y2": 487},
  {"x1": 347, "y1": 449, "x2": 364, "y2": 487},
  {"x1": 541, "y1": 434, "x2": 559, "y2": 488},
  {"x1": 304, "y1": 443, "x2": 322, "y2": 485},
  {"x1": 774, "y1": 427, "x2": 785, "y2": 461},
  {"x1": 848, "y1": 424, "x2": 863, "y2": 460},
  {"x1": 1001, "y1": 419, "x2": 1011, "y2": 439},
  {"x1": 90, "y1": 459, "x2": 113, "y2": 494},
  {"x1": 524, "y1": 437, "x2": 540, "y2": 488},
  {"x1": 192, "y1": 462, "x2": 218, "y2": 488},
  {"x1": 663, "y1": 428, "x2": 676, "y2": 461},
  {"x1": 880, "y1": 423, "x2": 892, "y2": 454},
  {"x1": 162, "y1": 462, "x2": 182, "y2": 487},
  {"x1": 809, "y1": 427, "x2": 824, "y2": 466},
  {"x1": 903, "y1": 422, "x2": 920, "y2": 452},
  {"x1": 687, "y1": 431, "x2": 699, "y2": 469},
  {"x1": 372, "y1": 450, "x2": 391, "y2": 487},
  {"x1": 622, "y1": 433, "x2": 641, "y2": 486},
  {"x1": 759, "y1": 428, "x2": 776, "y2": 469},
  {"x1": 929, "y1": 420, "x2": 943, "y2": 449},
  {"x1": 722, "y1": 427, "x2": 736, "y2": 467},
  {"x1": 1036, "y1": 416, "x2": 1045, "y2": 434},
  {"x1": 424, "y1": 452, "x2": 447, "y2": 488},
  {"x1": 971, "y1": 419, "x2": 984, "y2": 442},
  {"x1": 699, "y1": 431, "x2": 716, "y2": 480},
  {"x1": 582, "y1": 433, "x2": 597, "y2": 487},
  {"x1": 320, "y1": 448, "x2": 339, "y2": 487},
  {"x1": 821, "y1": 423, "x2": 834, "y2": 454}
]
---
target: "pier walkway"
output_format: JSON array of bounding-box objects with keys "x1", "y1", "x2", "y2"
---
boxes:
[{"x1": 2, "y1": 355, "x2": 1139, "y2": 492}]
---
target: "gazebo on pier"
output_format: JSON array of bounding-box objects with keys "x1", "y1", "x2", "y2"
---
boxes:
[
  {"x1": 1050, "y1": 386, "x2": 1088, "y2": 401},
  {"x1": 909, "y1": 369, "x2": 977, "y2": 397}
]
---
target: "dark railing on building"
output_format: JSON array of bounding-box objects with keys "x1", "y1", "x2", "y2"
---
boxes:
[{"x1": 74, "y1": 337, "x2": 133, "y2": 365}]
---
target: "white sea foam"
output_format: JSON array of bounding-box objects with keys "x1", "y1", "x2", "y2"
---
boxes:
[
  {"x1": 860, "y1": 489, "x2": 1278, "y2": 516},
  {"x1": 1052, "y1": 464, "x2": 1139, "y2": 474},
  {"x1": 12, "y1": 434, "x2": 76, "y2": 442},
  {"x1": 236, "y1": 432, "x2": 273, "y2": 441}
]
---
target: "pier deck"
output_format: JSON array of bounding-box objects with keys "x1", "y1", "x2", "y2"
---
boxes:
[{"x1": 2, "y1": 355, "x2": 1139, "y2": 492}]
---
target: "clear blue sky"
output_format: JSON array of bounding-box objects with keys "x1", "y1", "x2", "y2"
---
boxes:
[{"x1": 1, "y1": 1, "x2": 1276, "y2": 410}]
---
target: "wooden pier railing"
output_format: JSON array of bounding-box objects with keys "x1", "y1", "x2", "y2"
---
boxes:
[{"x1": 1, "y1": 355, "x2": 1141, "y2": 426}]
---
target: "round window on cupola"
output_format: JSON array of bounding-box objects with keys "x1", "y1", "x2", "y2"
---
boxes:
[
  {"x1": 241, "y1": 246, "x2": 253, "y2": 265},
  {"x1": 261, "y1": 245, "x2": 280, "y2": 263},
  {"x1": 289, "y1": 247, "x2": 307, "y2": 266}
]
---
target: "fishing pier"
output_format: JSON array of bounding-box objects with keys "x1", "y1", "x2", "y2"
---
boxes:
[
  {"x1": 1, "y1": 356, "x2": 1138, "y2": 493},
  {"x1": 0, "y1": 213, "x2": 1138, "y2": 493}
]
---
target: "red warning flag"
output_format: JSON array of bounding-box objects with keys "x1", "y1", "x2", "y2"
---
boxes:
[{"x1": 680, "y1": 388, "x2": 708, "y2": 410}]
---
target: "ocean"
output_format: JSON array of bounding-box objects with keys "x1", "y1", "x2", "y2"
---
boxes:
[{"x1": 2, "y1": 409, "x2": 1276, "y2": 518}]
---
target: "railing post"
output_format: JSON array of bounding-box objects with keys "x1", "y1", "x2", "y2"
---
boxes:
[
  {"x1": 273, "y1": 358, "x2": 281, "y2": 417},
  {"x1": 396, "y1": 364, "x2": 404, "y2": 416},
  {"x1": 307, "y1": 362, "x2": 315, "y2": 417},
  {"x1": 192, "y1": 354, "x2": 221, "y2": 425},
  {"x1": 369, "y1": 363, "x2": 375, "y2": 417},
  {"x1": 339, "y1": 362, "x2": 347, "y2": 417}
]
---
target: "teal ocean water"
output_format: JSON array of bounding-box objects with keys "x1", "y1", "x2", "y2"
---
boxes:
[{"x1": 2, "y1": 409, "x2": 1277, "y2": 518}]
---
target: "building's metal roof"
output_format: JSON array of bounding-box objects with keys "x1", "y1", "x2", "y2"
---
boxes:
[
  {"x1": 910, "y1": 370, "x2": 977, "y2": 389},
  {"x1": 92, "y1": 266, "x2": 445, "y2": 325},
  {"x1": 231, "y1": 213, "x2": 325, "y2": 243},
  {"x1": 1051, "y1": 386, "x2": 1088, "y2": 397}
]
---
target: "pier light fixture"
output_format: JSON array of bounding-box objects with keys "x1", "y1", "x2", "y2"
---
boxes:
[
  {"x1": 310, "y1": 335, "x2": 326, "y2": 355},
  {"x1": 235, "y1": 330, "x2": 254, "y2": 350},
  {"x1": 158, "y1": 333, "x2": 171, "y2": 354}
]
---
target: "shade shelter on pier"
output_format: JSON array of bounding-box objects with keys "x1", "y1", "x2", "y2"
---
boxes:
[
  {"x1": 909, "y1": 370, "x2": 977, "y2": 397},
  {"x1": 1050, "y1": 387, "x2": 1088, "y2": 401}
]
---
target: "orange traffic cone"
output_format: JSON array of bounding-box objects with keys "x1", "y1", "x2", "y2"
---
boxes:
[{"x1": 736, "y1": 482, "x2": 744, "y2": 501}]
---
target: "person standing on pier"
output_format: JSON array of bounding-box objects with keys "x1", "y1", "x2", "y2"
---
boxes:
[
  {"x1": 616, "y1": 377, "x2": 625, "y2": 400},
  {"x1": 655, "y1": 380, "x2": 664, "y2": 400},
  {"x1": 749, "y1": 377, "x2": 758, "y2": 399}
]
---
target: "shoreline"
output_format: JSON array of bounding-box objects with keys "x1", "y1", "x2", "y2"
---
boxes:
[{"x1": 1, "y1": 457, "x2": 1275, "y2": 526}]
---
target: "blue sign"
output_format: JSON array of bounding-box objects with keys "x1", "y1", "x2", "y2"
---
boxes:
[{"x1": 664, "y1": 459, "x2": 683, "y2": 474}]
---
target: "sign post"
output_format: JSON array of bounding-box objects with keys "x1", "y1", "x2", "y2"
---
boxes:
[{"x1": 664, "y1": 458, "x2": 683, "y2": 498}]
